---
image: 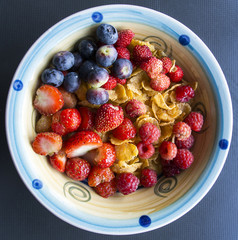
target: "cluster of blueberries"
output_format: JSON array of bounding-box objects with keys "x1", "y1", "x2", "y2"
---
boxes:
[{"x1": 41, "y1": 24, "x2": 133, "y2": 105}]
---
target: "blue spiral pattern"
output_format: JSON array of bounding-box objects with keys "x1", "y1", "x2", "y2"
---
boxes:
[
  {"x1": 32, "y1": 179, "x2": 43, "y2": 189},
  {"x1": 13, "y1": 80, "x2": 23, "y2": 91},
  {"x1": 92, "y1": 12, "x2": 103, "y2": 23}
]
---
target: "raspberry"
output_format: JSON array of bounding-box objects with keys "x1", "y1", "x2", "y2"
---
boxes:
[
  {"x1": 159, "y1": 141, "x2": 177, "y2": 160},
  {"x1": 116, "y1": 173, "x2": 139, "y2": 195},
  {"x1": 112, "y1": 118, "x2": 136, "y2": 140},
  {"x1": 175, "y1": 85, "x2": 195, "y2": 102},
  {"x1": 184, "y1": 112, "x2": 204, "y2": 132},
  {"x1": 132, "y1": 45, "x2": 152, "y2": 65},
  {"x1": 140, "y1": 57, "x2": 163, "y2": 79},
  {"x1": 175, "y1": 134, "x2": 194, "y2": 149},
  {"x1": 139, "y1": 122, "x2": 161, "y2": 144},
  {"x1": 173, "y1": 122, "x2": 191, "y2": 140},
  {"x1": 173, "y1": 149, "x2": 194, "y2": 169},
  {"x1": 161, "y1": 159, "x2": 180, "y2": 177},
  {"x1": 94, "y1": 179, "x2": 117, "y2": 198},
  {"x1": 102, "y1": 75, "x2": 117, "y2": 90},
  {"x1": 116, "y1": 78, "x2": 127, "y2": 85},
  {"x1": 161, "y1": 57, "x2": 173, "y2": 74},
  {"x1": 168, "y1": 65, "x2": 184, "y2": 82},
  {"x1": 150, "y1": 74, "x2": 171, "y2": 92},
  {"x1": 140, "y1": 168, "x2": 157, "y2": 187},
  {"x1": 115, "y1": 47, "x2": 130, "y2": 60},
  {"x1": 115, "y1": 29, "x2": 135, "y2": 48},
  {"x1": 137, "y1": 142, "x2": 155, "y2": 159},
  {"x1": 125, "y1": 99, "x2": 146, "y2": 118}
]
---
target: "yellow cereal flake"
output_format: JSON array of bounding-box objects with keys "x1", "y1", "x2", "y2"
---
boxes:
[
  {"x1": 159, "y1": 125, "x2": 173, "y2": 143},
  {"x1": 108, "y1": 84, "x2": 129, "y2": 104},
  {"x1": 109, "y1": 135, "x2": 133, "y2": 145},
  {"x1": 135, "y1": 115, "x2": 160, "y2": 129},
  {"x1": 152, "y1": 93, "x2": 176, "y2": 110},
  {"x1": 176, "y1": 103, "x2": 191, "y2": 121},
  {"x1": 75, "y1": 81, "x2": 88, "y2": 101},
  {"x1": 128, "y1": 39, "x2": 155, "y2": 52},
  {"x1": 130, "y1": 67, "x2": 143, "y2": 77},
  {"x1": 115, "y1": 143, "x2": 138, "y2": 162},
  {"x1": 153, "y1": 49, "x2": 167, "y2": 59},
  {"x1": 78, "y1": 100, "x2": 100, "y2": 109},
  {"x1": 141, "y1": 80, "x2": 158, "y2": 97},
  {"x1": 112, "y1": 161, "x2": 143, "y2": 174}
]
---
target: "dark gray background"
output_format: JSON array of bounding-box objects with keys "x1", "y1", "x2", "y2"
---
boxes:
[{"x1": 1, "y1": 0, "x2": 237, "y2": 239}]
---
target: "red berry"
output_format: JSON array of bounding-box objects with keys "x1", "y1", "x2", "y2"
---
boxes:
[
  {"x1": 139, "y1": 122, "x2": 161, "y2": 144},
  {"x1": 175, "y1": 134, "x2": 194, "y2": 149},
  {"x1": 58, "y1": 87, "x2": 77, "y2": 109},
  {"x1": 116, "y1": 173, "x2": 139, "y2": 195},
  {"x1": 115, "y1": 29, "x2": 135, "y2": 48},
  {"x1": 150, "y1": 74, "x2": 171, "y2": 92},
  {"x1": 175, "y1": 85, "x2": 195, "y2": 102},
  {"x1": 116, "y1": 78, "x2": 127, "y2": 85},
  {"x1": 161, "y1": 57, "x2": 172, "y2": 74},
  {"x1": 88, "y1": 166, "x2": 115, "y2": 187},
  {"x1": 140, "y1": 57, "x2": 163, "y2": 79},
  {"x1": 168, "y1": 65, "x2": 184, "y2": 82},
  {"x1": 94, "y1": 143, "x2": 116, "y2": 168},
  {"x1": 159, "y1": 141, "x2": 177, "y2": 160},
  {"x1": 132, "y1": 45, "x2": 152, "y2": 65},
  {"x1": 173, "y1": 149, "x2": 194, "y2": 169},
  {"x1": 112, "y1": 118, "x2": 136, "y2": 140},
  {"x1": 78, "y1": 107, "x2": 94, "y2": 131},
  {"x1": 94, "y1": 179, "x2": 117, "y2": 198},
  {"x1": 65, "y1": 157, "x2": 91, "y2": 181},
  {"x1": 32, "y1": 132, "x2": 62, "y2": 156},
  {"x1": 102, "y1": 75, "x2": 117, "y2": 90},
  {"x1": 173, "y1": 122, "x2": 191, "y2": 140},
  {"x1": 115, "y1": 47, "x2": 130, "y2": 60},
  {"x1": 162, "y1": 164, "x2": 180, "y2": 177},
  {"x1": 49, "y1": 150, "x2": 67, "y2": 172},
  {"x1": 184, "y1": 112, "x2": 204, "y2": 132},
  {"x1": 137, "y1": 142, "x2": 155, "y2": 159},
  {"x1": 125, "y1": 99, "x2": 146, "y2": 118},
  {"x1": 140, "y1": 168, "x2": 157, "y2": 187}
]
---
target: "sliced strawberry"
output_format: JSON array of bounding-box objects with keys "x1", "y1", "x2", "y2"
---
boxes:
[
  {"x1": 94, "y1": 143, "x2": 116, "y2": 168},
  {"x1": 49, "y1": 150, "x2": 67, "y2": 172},
  {"x1": 33, "y1": 85, "x2": 64, "y2": 115},
  {"x1": 88, "y1": 166, "x2": 115, "y2": 187},
  {"x1": 94, "y1": 179, "x2": 117, "y2": 198},
  {"x1": 78, "y1": 107, "x2": 94, "y2": 131},
  {"x1": 64, "y1": 131, "x2": 103, "y2": 158},
  {"x1": 32, "y1": 132, "x2": 62, "y2": 156}
]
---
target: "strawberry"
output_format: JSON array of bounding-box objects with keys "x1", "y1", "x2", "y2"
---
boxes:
[
  {"x1": 51, "y1": 108, "x2": 81, "y2": 136},
  {"x1": 150, "y1": 74, "x2": 171, "y2": 92},
  {"x1": 65, "y1": 157, "x2": 91, "y2": 181},
  {"x1": 102, "y1": 75, "x2": 117, "y2": 90},
  {"x1": 93, "y1": 143, "x2": 116, "y2": 168},
  {"x1": 161, "y1": 57, "x2": 173, "y2": 74},
  {"x1": 88, "y1": 166, "x2": 115, "y2": 187},
  {"x1": 168, "y1": 65, "x2": 184, "y2": 82},
  {"x1": 112, "y1": 118, "x2": 136, "y2": 140},
  {"x1": 94, "y1": 104, "x2": 124, "y2": 133},
  {"x1": 64, "y1": 131, "x2": 103, "y2": 158},
  {"x1": 33, "y1": 84, "x2": 64, "y2": 115},
  {"x1": 115, "y1": 47, "x2": 130, "y2": 60},
  {"x1": 116, "y1": 78, "x2": 126, "y2": 85},
  {"x1": 132, "y1": 45, "x2": 152, "y2": 65},
  {"x1": 49, "y1": 150, "x2": 67, "y2": 172},
  {"x1": 32, "y1": 132, "x2": 62, "y2": 156},
  {"x1": 115, "y1": 29, "x2": 135, "y2": 48},
  {"x1": 140, "y1": 57, "x2": 163, "y2": 79},
  {"x1": 94, "y1": 179, "x2": 117, "y2": 198},
  {"x1": 58, "y1": 87, "x2": 77, "y2": 109},
  {"x1": 78, "y1": 107, "x2": 95, "y2": 131}
]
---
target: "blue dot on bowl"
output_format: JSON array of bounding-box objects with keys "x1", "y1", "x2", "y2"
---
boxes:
[
  {"x1": 139, "y1": 215, "x2": 151, "y2": 227},
  {"x1": 92, "y1": 12, "x2": 103, "y2": 23},
  {"x1": 219, "y1": 139, "x2": 228, "y2": 150},
  {"x1": 32, "y1": 179, "x2": 43, "y2": 189},
  {"x1": 179, "y1": 35, "x2": 190, "y2": 46},
  {"x1": 13, "y1": 80, "x2": 23, "y2": 91}
]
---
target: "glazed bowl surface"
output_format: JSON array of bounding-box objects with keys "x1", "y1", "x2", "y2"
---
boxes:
[{"x1": 6, "y1": 4, "x2": 232, "y2": 235}]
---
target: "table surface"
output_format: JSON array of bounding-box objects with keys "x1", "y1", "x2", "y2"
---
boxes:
[{"x1": 1, "y1": 0, "x2": 237, "y2": 239}]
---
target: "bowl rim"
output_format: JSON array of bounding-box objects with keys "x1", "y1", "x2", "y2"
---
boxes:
[{"x1": 6, "y1": 4, "x2": 233, "y2": 235}]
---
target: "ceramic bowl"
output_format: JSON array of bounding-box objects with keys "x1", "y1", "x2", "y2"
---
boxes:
[{"x1": 6, "y1": 4, "x2": 232, "y2": 235}]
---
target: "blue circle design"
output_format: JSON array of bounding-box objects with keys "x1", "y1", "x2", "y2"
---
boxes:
[
  {"x1": 92, "y1": 12, "x2": 103, "y2": 23},
  {"x1": 139, "y1": 215, "x2": 151, "y2": 227},
  {"x1": 13, "y1": 80, "x2": 23, "y2": 91},
  {"x1": 32, "y1": 179, "x2": 43, "y2": 189},
  {"x1": 179, "y1": 34, "x2": 190, "y2": 46},
  {"x1": 219, "y1": 139, "x2": 228, "y2": 150}
]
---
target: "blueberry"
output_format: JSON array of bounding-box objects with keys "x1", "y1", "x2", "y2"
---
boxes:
[
  {"x1": 87, "y1": 67, "x2": 109, "y2": 88},
  {"x1": 63, "y1": 72, "x2": 81, "y2": 93},
  {"x1": 79, "y1": 60, "x2": 99, "y2": 81},
  {"x1": 52, "y1": 51, "x2": 75, "y2": 71},
  {"x1": 41, "y1": 68, "x2": 64, "y2": 87},
  {"x1": 113, "y1": 58, "x2": 133, "y2": 79},
  {"x1": 96, "y1": 24, "x2": 118, "y2": 45},
  {"x1": 71, "y1": 52, "x2": 83, "y2": 71},
  {"x1": 78, "y1": 39, "x2": 98, "y2": 59},
  {"x1": 96, "y1": 45, "x2": 118, "y2": 67},
  {"x1": 86, "y1": 88, "x2": 109, "y2": 105}
]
